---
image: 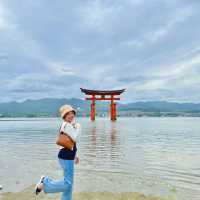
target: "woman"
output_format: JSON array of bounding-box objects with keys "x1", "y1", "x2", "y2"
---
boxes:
[{"x1": 35, "y1": 104, "x2": 81, "y2": 200}]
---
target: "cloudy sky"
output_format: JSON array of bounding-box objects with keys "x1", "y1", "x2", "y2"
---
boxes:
[{"x1": 0, "y1": 0, "x2": 200, "y2": 103}]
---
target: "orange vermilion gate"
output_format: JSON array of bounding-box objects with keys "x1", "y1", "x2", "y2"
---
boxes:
[{"x1": 80, "y1": 88, "x2": 125, "y2": 121}]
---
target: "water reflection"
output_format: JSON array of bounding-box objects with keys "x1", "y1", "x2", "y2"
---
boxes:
[
  {"x1": 86, "y1": 121, "x2": 120, "y2": 160},
  {"x1": 110, "y1": 122, "x2": 117, "y2": 146},
  {"x1": 90, "y1": 122, "x2": 97, "y2": 145}
]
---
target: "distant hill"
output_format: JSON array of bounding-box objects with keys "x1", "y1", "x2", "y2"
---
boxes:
[
  {"x1": 0, "y1": 98, "x2": 88, "y2": 117},
  {"x1": 0, "y1": 98, "x2": 200, "y2": 117},
  {"x1": 119, "y1": 101, "x2": 200, "y2": 112}
]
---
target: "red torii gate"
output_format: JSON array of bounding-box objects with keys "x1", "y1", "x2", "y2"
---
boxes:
[{"x1": 80, "y1": 88, "x2": 125, "y2": 121}]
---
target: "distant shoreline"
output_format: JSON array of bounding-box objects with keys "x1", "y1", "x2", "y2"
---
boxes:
[{"x1": 1, "y1": 113, "x2": 200, "y2": 118}]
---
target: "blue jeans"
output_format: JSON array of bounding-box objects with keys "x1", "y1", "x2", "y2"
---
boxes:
[{"x1": 43, "y1": 159, "x2": 74, "y2": 200}]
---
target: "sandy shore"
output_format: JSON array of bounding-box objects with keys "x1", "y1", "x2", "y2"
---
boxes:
[{"x1": 1, "y1": 185, "x2": 174, "y2": 200}]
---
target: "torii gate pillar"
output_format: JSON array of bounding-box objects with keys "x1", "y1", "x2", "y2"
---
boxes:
[
  {"x1": 111, "y1": 95, "x2": 117, "y2": 121},
  {"x1": 90, "y1": 95, "x2": 96, "y2": 121},
  {"x1": 80, "y1": 88, "x2": 125, "y2": 121}
]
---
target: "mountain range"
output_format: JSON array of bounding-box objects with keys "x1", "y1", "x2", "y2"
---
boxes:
[{"x1": 0, "y1": 98, "x2": 200, "y2": 117}]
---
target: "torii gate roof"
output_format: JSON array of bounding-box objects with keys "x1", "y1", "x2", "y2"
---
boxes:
[{"x1": 80, "y1": 88, "x2": 125, "y2": 95}]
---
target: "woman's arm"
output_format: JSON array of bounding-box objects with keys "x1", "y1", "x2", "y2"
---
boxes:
[{"x1": 74, "y1": 123, "x2": 81, "y2": 164}]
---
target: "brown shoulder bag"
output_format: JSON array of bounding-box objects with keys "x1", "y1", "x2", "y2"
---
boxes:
[{"x1": 56, "y1": 124, "x2": 74, "y2": 150}]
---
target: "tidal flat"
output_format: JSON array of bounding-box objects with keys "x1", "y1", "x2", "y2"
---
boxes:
[{"x1": 1, "y1": 185, "x2": 175, "y2": 200}]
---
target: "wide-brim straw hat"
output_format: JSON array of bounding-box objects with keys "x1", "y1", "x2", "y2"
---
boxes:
[{"x1": 59, "y1": 104, "x2": 76, "y2": 118}]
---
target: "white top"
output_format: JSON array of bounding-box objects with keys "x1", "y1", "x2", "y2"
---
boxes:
[
  {"x1": 60, "y1": 121, "x2": 81, "y2": 156},
  {"x1": 60, "y1": 121, "x2": 81, "y2": 142}
]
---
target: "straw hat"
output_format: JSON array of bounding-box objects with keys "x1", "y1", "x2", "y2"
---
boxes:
[{"x1": 59, "y1": 104, "x2": 76, "y2": 118}]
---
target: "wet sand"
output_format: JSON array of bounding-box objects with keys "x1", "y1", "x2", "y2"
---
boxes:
[{"x1": 1, "y1": 185, "x2": 173, "y2": 200}]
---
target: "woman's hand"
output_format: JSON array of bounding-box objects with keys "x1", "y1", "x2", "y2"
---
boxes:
[
  {"x1": 72, "y1": 122, "x2": 80, "y2": 130},
  {"x1": 75, "y1": 156, "x2": 80, "y2": 165}
]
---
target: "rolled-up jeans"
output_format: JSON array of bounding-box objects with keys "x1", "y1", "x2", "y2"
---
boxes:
[{"x1": 43, "y1": 159, "x2": 74, "y2": 200}]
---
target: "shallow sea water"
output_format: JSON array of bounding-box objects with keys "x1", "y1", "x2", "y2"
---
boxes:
[{"x1": 0, "y1": 117, "x2": 199, "y2": 200}]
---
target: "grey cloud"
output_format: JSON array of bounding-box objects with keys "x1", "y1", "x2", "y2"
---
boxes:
[
  {"x1": 0, "y1": 0, "x2": 200, "y2": 102},
  {"x1": 118, "y1": 75, "x2": 162, "y2": 84}
]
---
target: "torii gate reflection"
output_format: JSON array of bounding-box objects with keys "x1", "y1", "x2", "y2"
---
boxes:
[{"x1": 80, "y1": 88, "x2": 125, "y2": 121}]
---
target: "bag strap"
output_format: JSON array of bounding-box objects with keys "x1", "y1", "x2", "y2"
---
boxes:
[
  {"x1": 59, "y1": 122, "x2": 67, "y2": 134},
  {"x1": 59, "y1": 122, "x2": 64, "y2": 134}
]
